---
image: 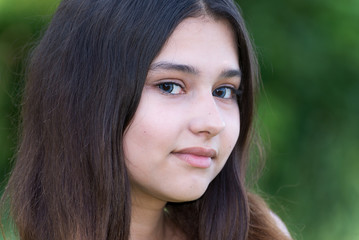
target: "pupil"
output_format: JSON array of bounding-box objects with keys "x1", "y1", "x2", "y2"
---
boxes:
[
  {"x1": 215, "y1": 88, "x2": 225, "y2": 97},
  {"x1": 161, "y1": 83, "x2": 173, "y2": 92}
]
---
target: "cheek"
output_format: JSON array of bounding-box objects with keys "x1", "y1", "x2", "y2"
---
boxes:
[
  {"x1": 123, "y1": 101, "x2": 182, "y2": 165},
  {"x1": 223, "y1": 109, "x2": 240, "y2": 154},
  {"x1": 226, "y1": 106, "x2": 240, "y2": 136}
]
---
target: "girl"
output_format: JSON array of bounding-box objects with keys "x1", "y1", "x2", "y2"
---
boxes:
[{"x1": 2, "y1": 0, "x2": 292, "y2": 239}]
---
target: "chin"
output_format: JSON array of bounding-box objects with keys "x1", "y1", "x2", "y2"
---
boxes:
[{"x1": 166, "y1": 185, "x2": 209, "y2": 203}]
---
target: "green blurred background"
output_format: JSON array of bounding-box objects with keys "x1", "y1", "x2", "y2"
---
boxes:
[{"x1": 0, "y1": 0, "x2": 358, "y2": 239}]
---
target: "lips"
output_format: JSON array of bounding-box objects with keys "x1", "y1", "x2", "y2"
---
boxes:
[{"x1": 172, "y1": 147, "x2": 217, "y2": 168}]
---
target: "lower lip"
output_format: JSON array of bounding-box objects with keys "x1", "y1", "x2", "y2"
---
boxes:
[{"x1": 173, "y1": 153, "x2": 212, "y2": 168}]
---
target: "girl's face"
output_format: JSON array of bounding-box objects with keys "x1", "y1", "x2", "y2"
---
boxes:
[{"x1": 123, "y1": 17, "x2": 240, "y2": 204}]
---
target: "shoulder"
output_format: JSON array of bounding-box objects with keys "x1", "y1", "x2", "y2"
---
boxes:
[{"x1": 270, "y1": 211, "x2": 292, "y2": 238}]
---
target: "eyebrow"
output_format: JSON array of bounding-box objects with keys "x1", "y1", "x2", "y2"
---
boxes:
[
  {"x1": 149, "y1": 61, "x2": 242, "y2": 79},
  {"x1": 149, "y1": 61, "x2": 199, "y2": 75},
  {"x1": 219, "y1": 69, "x2": 242, "y2": 79}
]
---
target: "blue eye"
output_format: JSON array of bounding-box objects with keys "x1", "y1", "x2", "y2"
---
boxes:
[
  {"x1": 213, "y1": 86, "x2": 236, "y2": 99},
  {"x1": 157, "y1": 82, "x2": 183, "y2": 94}
]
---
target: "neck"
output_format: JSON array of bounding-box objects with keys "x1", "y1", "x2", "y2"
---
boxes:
[
  {"x1": 130, "y1": 194, "x2": 169, "y2": 240},
  {"x1": 130, "y1": 205, "x2": 166, "y2": 240}
]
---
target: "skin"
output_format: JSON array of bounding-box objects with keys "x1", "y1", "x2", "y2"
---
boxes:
[{"x1": 123, "y1": 16, "x2": 241, "y2": 240}]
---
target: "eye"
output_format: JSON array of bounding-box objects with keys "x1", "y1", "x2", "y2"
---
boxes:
[
  {"x1": 157, "y1": 82, "x2": 184, "y2": 95},
  {"x1": 213, "y1": 86, "x2": 237, "y2": 99}
]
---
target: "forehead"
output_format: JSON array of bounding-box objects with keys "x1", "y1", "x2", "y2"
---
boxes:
[{"x1": 152, "y1": 16, "x2": 239, "y2": 71}]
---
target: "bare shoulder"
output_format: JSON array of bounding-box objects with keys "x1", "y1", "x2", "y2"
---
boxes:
[{"x1": 270, "y1": 211, "x2": 292, "y2": 239}]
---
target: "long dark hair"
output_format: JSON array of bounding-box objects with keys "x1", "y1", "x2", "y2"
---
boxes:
[{"x1": 2, "y1": 0, "x2": 290, "y2": 239}]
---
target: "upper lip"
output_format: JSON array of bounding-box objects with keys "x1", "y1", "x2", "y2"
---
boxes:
[{"x1": 173, "y1": 147, "x2": 217, "y2": 158}]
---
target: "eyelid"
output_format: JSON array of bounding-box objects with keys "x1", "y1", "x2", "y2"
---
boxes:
[
  {"x1": 216, "y1": 84, "x2": 238, "y2": 92},
  {"x1": 226, "y1": 82, "x2": 243, "y2": 96},
  {"x1": 153, "y1": 77, "x2": 185, "y2": 86}
]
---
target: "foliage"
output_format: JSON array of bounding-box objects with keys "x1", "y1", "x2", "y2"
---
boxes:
[{"x1": 239, "y1": 0, "x2": 359, "y2": 239}]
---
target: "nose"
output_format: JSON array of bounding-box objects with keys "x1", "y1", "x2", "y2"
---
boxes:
[{"x1": 188, "y1": 94, "x2": 226, "y2": 137}]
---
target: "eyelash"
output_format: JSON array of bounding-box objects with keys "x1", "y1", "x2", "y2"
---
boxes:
[
  {"x1": 157, "y1": 82, "x2": 184, "y2": 95},
  {"x1": 213, "y1": 86, "x2": 242, "y2": 99},
  {"x1": 156, "y1": 82, "x2": 243, "y2": 99}
]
